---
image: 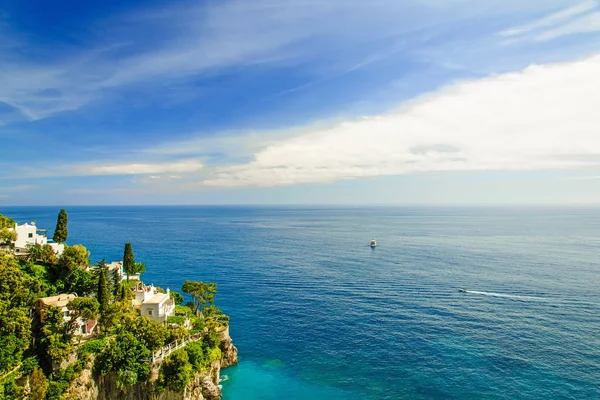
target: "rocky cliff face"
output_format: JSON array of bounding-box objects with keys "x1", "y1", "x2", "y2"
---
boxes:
[
  {"x1": 218, "y1": 327, "x2": 238, "y2": 369},
  {"x1": 64, "y1": 329, "x2": 238, "y2": 400}
]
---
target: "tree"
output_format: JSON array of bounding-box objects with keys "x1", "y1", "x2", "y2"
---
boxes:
[
  {"x1": 66, "y1": 268, "x2": 95, "y2": 297},
  {"x1": 96, "y1": 260, "x2": 110, "y2": 317},
  {"x1": 94, "y1": 331, "x2": 150, "y2": 389},
  {"x1": 40, "y1": 307, "x2": 73, "y2": 366},
  {"x1": 0, "y1": 214, "x2": 16, "y2": 247},
  {"x1": 123, "y1": 243, "x2": 134, "y2": 281},
  {"x1": 65, "y1": 297, "x2": 99, "y2": 338},
  {"x1": 29, "y1": 368, "x2": 48, "y2": 400},
  {"x1": 110, "y1": 267, "x2": 121, "y2": 297},
  {"x1": 158, "y1": 349, "x2": 192, "y2": 392},
  {"x1": 126, "y1": 317, "x2": 169, "y2": 352},
  {"x1": 181, "y1": 281, "x2": 217, "y2": 315},
  {"x1": 170, "y1": 291, "x2": 184, "y2": 306},
  {"x1": 57, "y1": 244, "x2": 90, "y2": 276},
  {"x1": 52, "y1": 209, "x2": 68, "y2": 244}
]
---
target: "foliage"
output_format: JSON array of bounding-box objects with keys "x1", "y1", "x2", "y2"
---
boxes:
[
  {"x1": 65, "y1": 268, "x2": 95, "y2": 297},
  {"x1": 0, "y1": 254, "x2": 42, "y2": 372},
  {"x1": 183, "y1": 338, "x2": 221, "y2": 373},
  {"x1": 158, "y1": 349, "x2": 192, "y2": 392},
  {"x1": 26, "y1": 243, "x2": 58, "y2": 265},
  {"x1": 125, "y1": 316, "x2": 169, "y2": 352},
  {"x1": 110, "y1": 267, "x2": 121, "y2": 296},
  {"x1": 189, "y1": 315, "x2": 206, "y2": 334},
  {"x1": 29, "y1": 368, "x2": 48, "y2": 400},
  {"x1": 167, "y1": 326, "x2": 189, "y2": 343},
  {"x1": 94, "y1": 331, "x2": 150, "y2": 389},
  {"x1": 181, "y1": 281, "x2": 217, "y2": 315},
  {"x1": 65, "y1": 297, "x2": 99, "y2": 338},
  {"x1": 79, "y1": 338, "x2": 106, "y2": 355},
  {"x1": 44, "y1": 364, "x2": 76, "y2": 400},
  {"x1": 183, "y1": 341, "x2": 205, "y2": 371},
  {"x1": 123, "y1": 242, "x2": 135, "y2": 281},
  {"x1": 52, "y1": 209, "x2": 68, "y2": 244},
  {"x1": 57, "y1": 244, "x2": 90, "y2": 276},
  {"x1": 170, "y1": 290, "x2": 184, "y2": 305},
  {"x1": 96, "y1": 260, "x2": 110, "y2": 318},
  {"x1": 0, "y1": 214, "x2": 16, "y2": 247},
  {"x1": 203, "y1": 305, "x2": 230, "y2": 329},
  {"x1": 174, "y1": 305, "x2": 191, "y2": 316},
  {"x1": 0, "y1": 214, "x2": 15, "y2": 229},
  {"x1": 167, "y1": 315, "x2": 186, "y2": 326},
  {"x1": 40, "y1": 307, "x2": 73, "y2": 365}
]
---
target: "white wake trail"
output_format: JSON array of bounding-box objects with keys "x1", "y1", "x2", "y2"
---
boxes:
[{"x1": 465, "y1": 290, "x2": 546, "y2": 301}]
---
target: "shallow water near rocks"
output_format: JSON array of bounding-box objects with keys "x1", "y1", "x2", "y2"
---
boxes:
[{"x1": 4, "y1": 205, "x2": 600, "y2": 399}]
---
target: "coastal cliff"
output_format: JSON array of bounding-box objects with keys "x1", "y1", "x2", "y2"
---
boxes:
[{"x1": 64, "y1": 329, "x2": 238, "y2": 400}]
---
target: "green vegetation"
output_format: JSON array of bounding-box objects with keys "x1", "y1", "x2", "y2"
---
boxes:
[
  {"x1": 123, "y1": 242, "x2": 146, "y2": 281},
  {"x1": 182, "y1": 281, "x2": 217, "y2": 315},
  {"x1": 0, "y1": 214, "x2": 16, "y2": 247},
  {"x1": 52, "y1": 209, "x2": 68, "y2": 244},
  {"x1": 0, "y1": 211, "x2": 230, "y2": 398}
]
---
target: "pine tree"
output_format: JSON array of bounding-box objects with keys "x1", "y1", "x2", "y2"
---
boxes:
[
  {"x1": 123, "y1": 242, "x2": 135, "y2": 282},
  {"x1": 52, "y1": 209, "x2": 68, "y2": 244},
  {"x1": 96, "y1": 259, "x2": 110, "y2": 316}
]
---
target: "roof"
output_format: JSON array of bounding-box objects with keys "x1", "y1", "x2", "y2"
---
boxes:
[
  {"x1": 144, "y1": 292, "x2": 171, "y2": 305},
  {"x1": 38, "y1": 293, "x2": 78, "y2": 308}
]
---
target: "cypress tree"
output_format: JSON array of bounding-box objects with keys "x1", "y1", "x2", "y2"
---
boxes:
[
  {"x1": 123, "y1": 242, "x2": 135, "y2": 282},
  {"x1": 96, "y1": 259, "x2": 110, "y2": 316},
  {"x1": 110, "y1": 267, "x2": 121, "y2": 297},
  {"x1": 52, "y1": 209, "x2": 68, "y2": 244}
]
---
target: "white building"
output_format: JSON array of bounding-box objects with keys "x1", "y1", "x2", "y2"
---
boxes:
[
  {"x1": 89, "y1": 261, "x2": 140, "y2": 282},
  {"x1": 132, "y1": 283, "x2": 175, "y2": 324},
  {"x1": 10, "y1": 222, "x2": 64, "y2": 255},
  {"x1": 35, "y1": 294, "x2": 97, "y2": 338}
]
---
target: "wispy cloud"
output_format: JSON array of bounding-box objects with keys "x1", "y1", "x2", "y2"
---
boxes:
[
  {"x1": 15, "y1": 159, "x2": 203, "y2": 179},
  {"x1": 0, "y1": 184, "x2": 33, "y2": 192},
  {"x1": 196, "y1": 54, "x2": 600, "y2": 187},
  {"x1": 535, "y1": 11, "x2": 600, "y2": 41},
  {"x1": 499, "y1": 1, "x2": 598, "y2": 37}
]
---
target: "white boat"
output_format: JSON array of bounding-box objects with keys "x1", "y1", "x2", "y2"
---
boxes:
[{"x1": 370, "y1": 239, "x2": 377, "y2": 247}]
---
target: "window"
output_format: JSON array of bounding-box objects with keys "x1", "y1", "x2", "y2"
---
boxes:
[
  {"x1": 81, "y1": 325, "x2": 87, "y2": 334},
  {"x1": 28, "y1": 233, "x2": 33, "y2": 238},
  {"x1": 147, "y1": 310, "x2": 153, "y2": 316},
  {"x1": 63, "y1": 311, "x2": 69, "y2": 318}
]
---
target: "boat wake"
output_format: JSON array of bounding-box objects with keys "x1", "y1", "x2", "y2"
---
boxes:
[{"x1": 463, "y1": 290, "x2": 545, "y2": 301}]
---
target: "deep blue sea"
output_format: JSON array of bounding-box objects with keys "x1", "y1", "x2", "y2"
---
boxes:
[{"x1": 3, "y1": 206, "x2": 600, "y2": 399}]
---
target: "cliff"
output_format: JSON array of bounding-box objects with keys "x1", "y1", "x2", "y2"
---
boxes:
[{"x1": 64, "y1": 329, "x2": 238, "y2": 400}]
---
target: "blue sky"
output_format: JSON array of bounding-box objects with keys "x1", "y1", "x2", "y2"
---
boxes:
[{"x1": 1, "y1": 0, "x2": 600, "y2": 205}]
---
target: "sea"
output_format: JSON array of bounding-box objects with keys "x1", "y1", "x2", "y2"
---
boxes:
[{"x1": 2, "y1": 205, "x2": 600, "y2": 400}]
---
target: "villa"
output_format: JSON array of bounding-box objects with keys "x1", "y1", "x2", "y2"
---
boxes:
[
  {"x1": 132, "y1": 283, "x2": 175, "y2": 324},
  {"x1": 9, "y1": 222, "x2": 64, "y2": 255},
  {"x1": 35, "y1": 294, "x2": 97, "y2": 338},
  {"x1": 88, "y1": 260, "x2": 141, "y2": 282}
]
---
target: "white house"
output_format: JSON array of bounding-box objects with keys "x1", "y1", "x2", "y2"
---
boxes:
[
  {"x1": 89, "y1": 261, "x2": 141, "y2": 282},
  {"x1": 10, "y1": 222, "x2": 64, "y2": 255},
  {"x1": 35, "y1": 294, "x2": 97, "y2": 338},
  {"x1": 132, "y1": 283, "x2": 175, "y2": 324}
]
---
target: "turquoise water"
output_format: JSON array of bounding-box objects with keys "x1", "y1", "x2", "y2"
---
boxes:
[{"x1": 3, "y1": 206, "x2": 600, "y2": 399}]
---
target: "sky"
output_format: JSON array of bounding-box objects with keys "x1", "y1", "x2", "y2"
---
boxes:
[{"x1": 1, "y1": 0, "x2": 600, "y2": 205}]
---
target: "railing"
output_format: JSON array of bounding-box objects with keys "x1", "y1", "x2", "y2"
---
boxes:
[{"x1": 150, "y1": 332, "x2": 205, "y2": 364}]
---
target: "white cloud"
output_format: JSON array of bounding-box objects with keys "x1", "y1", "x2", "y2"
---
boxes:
[
  {"x1": 0, "y1": 0, "x2": 584, "y2": 122},
  {"x1": 202, "y1": 54, "x2": 600, "y2": 187},
  {"x1": 499, "y1": 1, "x2": 597, "y2": 36},
  {"x1": 16, "y1": 159, "x2": 203, "y2": 178},
  {"x1": 535, "y1": 11, "x2": 600, "y2": 40}
]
